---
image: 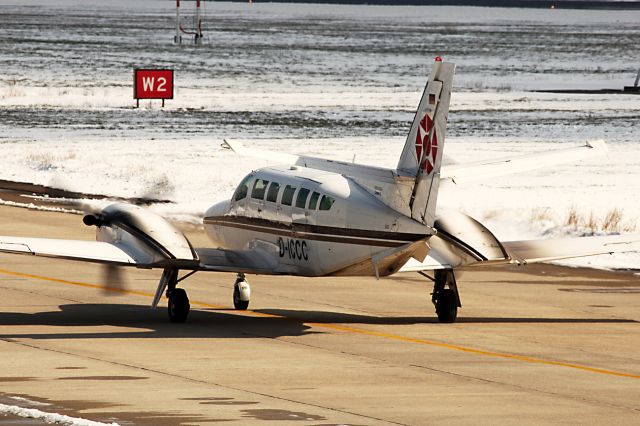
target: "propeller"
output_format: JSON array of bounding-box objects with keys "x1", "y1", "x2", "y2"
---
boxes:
[
  {"x1": 453, "y1": 268, "x2": 467, "y2": 283},
  {"x1": 83, "y1": 204, "x2": 126, "y2": 295},
  {"x1": 100, "y1": 263, "x2": 128, "y2": 296}
]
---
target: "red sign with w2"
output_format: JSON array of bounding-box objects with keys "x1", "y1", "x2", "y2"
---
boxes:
[{"x1": 134, "y1": 69, "x2": 174, "y2": 99}]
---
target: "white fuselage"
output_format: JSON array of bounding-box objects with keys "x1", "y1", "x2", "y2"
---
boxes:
[{"x1": 204, "y1": 165, "x2": 431, "y2": 277}]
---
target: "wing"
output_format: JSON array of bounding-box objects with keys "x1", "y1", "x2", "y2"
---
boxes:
[
  {"x1": 0, "y1": 203, "x2": 285, "y2": 275},
  {"x1": 0, "y1": 235, "x2": 283, "y2": 275},
  {"x1": 440, "y1": 140, "x2": 607, "y2": 184},
  {"x1": 0, "y1": 236, "x2": 137, "y2": 265},
  {"x1": 400, "y1": 234, "x2": 477, "y2": 272},
  {"x1": 399, "y1": 233, "x2": 640, "y2": 272},
  {"x1": 194, "y1": 247, "x2": 282, "y2": 274},
  {"x1": 502, "y1": 234, "x2": 640, "y2": 265}
]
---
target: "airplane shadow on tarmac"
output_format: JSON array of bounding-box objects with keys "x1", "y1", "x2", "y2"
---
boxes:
[
  {"x1": 258, "y1": 309, "x2": 637, "y2": 325},
  {"x1": 0, "y1": 304, "x2": 635, "y2": 340},
  {"x1": 0, "y1": 304, "x2": 312, "y2": 340}
]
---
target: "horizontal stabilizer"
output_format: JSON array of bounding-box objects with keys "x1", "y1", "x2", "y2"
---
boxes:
[
  {"x1": 222, "y1": 138, "x2": 407, "y2": 184},
  {"x1": 224, "y1": 139, "x2": 608, "y2": 188},
  {"x1": 441, "y1": 140, "x2": 608, "y2": 184},
  {"x1": 222, "y1": 139, "x2": 299, "y2": 164}
]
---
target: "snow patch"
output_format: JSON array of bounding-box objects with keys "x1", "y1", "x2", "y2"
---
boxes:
[
  {"x1": 0, "y1": 199, "x2": 82, "y2": 215},
  {"x1": 0, "y1": 403, "x2": 119, "y2": 426},
  {"x1": 7, "y1": 396, "x2": 51, "y2": 407}
]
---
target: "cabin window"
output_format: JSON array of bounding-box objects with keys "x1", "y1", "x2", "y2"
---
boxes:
[
  {"x1": 295, "y1": 188, "x2": 310, "y2": 209},
  {"x1": 319, "y1": 195, "x2": 335, "y2": 211},
  {"x1": 281, "y1": 185, "x2": 296, "y2": 206},
  {"x1": 251, "y1": 179, "x2": 269, "y2": 200},
  {"x1": 308, "y1": 191, "x2": 320, "y2": 210},
  {"x1": 266, "y1": 182, "x2": 280, "y2": 202},
  {"x1": 233, "y1": 176, "x2": 252, "y2": 202}
]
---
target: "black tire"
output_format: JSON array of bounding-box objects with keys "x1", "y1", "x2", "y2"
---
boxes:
[
  {"x1": 435, "y1": 289, "x2": 457, "y2": 323},
  {"x1": 168, "y1": 288, "x2": 190, "y2": 323},
  {"x1": 233, "y1": 284, "x2": 249, "y2": 310}
]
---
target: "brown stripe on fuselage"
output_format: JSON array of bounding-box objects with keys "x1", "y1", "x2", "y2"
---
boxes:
[{"x1": 204, "y1": 215, "x2": 428, "y2": 248}]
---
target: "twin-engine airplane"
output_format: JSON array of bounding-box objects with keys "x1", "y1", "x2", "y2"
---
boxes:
[{"x1": 1, "y1": 58, "x2": 638, "y2": 323}]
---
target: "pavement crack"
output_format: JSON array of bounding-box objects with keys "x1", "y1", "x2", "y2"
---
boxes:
[
  {"x1": 0, "y1": 338, "x2": 405, "y2": 426},
  {"x1": 0, "y1": 284, "x2": 85, "y2": 305},
  {"x1": 408, "y1": 363, "x2": 640, "y2": 413},
  {"x1": 247, "y1": 330, "x2": 640, "y2": 415}
]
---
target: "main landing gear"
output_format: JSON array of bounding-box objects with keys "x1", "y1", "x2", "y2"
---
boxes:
[
  {"x1": 152, "y1": 268, "x2": 193, "y2": 323},
  {"x1": 168, "y1": 287, "x2": 190, "y2": 323},
  {"x1": 424, "y1": 269, "x2": 461, "y2": 323},
  {"x1": 160, "y1": 269, "x2": 190, "y2": 323}
]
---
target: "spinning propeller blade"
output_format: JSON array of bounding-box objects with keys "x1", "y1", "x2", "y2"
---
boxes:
[{"x1": 100, "y1": 264, "x2": 127, "y2": 295}]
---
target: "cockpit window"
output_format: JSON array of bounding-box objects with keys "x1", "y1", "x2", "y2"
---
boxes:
[
  {"x1": 281, "y1": 185, "x2": 296, "y2": 206},
  {"x1": 266, "y1": 182, "x2": 280, "y2": 202},
  {"x1": 295, "y1": 188, "x2": 310, "y2": 209},
  {"x1": 308, "y1": 191, "x2": 320, "y2": 210},
  {"x1": 319, "y1": 195, "x2": 335, "y2": 211},
  {"x1": 251, "y1": 179, "x2": 269, "y2": 200},
  {"x1": 233, "y1": 176, "x2": 252, "y2": 202}
]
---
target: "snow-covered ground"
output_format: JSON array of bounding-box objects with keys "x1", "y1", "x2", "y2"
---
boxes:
[
  {"x1": 0, "y1": 1, "x2": 638, "y2": 269},
  {"x1": 0, "y1": 401, "x2": 119, "y2": 425}
]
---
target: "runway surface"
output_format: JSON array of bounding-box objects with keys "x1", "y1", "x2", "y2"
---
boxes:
[{"x1": 0, "y1": 205, "x2": 638, "y2": 425}]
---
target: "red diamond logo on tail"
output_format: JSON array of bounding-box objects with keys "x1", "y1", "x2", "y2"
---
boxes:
[{"x1": 414, "y1": 114, "x2": 437, "y2": 175}]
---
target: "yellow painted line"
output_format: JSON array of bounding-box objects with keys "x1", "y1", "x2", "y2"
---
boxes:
[
  {"x1": 308, "y1": 323, "x2": 640, "y2": 379},
  {"x1": 0, "y1": 268, "x2": 156, "y2": 299},
  {"x1": 0, "y1": 268, "x2": 228, "y2": 310},
  {"x1": 1, "y1": 267, "x2": 638, "y2": 380}
]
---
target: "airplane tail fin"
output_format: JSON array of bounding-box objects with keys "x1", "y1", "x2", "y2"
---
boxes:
[{"x1": 397, "y1": 59, "x2": 455, "y2": 227}]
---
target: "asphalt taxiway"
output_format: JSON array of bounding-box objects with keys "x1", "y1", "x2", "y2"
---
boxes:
[{"x1": 0, "y1": 206, "x2": 638, "y2": 425}]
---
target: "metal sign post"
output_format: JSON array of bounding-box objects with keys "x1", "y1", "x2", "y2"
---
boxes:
[{"x1": 174, "y1": 0, "x2": 203, "y2": 45}]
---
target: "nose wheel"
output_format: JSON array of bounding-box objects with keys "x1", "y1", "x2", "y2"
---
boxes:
[{"x1": 233, "y1": 274, "x2": 251, "y2": 310}]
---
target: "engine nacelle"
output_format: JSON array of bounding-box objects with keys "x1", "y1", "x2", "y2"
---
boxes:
[
  {"x1": 434, "y1": 211, "x2": 508, "y2": 262},
  {"x1": 88, "y1": 203, "x2": 198, "y2": 267}
]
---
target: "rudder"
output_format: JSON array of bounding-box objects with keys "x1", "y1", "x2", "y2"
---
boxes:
[{"x1": 396, "y1": 59, "x2": 455, "y2": 227}]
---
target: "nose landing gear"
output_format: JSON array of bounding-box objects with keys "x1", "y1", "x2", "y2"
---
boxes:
[{"x1": 233, "y1": 273, "x2": 251, "y2": 310}]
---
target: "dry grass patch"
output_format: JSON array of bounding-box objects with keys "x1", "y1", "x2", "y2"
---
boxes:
[{"x1": 564, "y1": 207, "x2": 635, "y2": 234}]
